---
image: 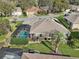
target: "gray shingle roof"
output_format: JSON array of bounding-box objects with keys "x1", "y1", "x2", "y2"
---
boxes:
[
  {"x1": 16, "y1": 16, "x2": 70, "y2": 35},
  {"x1": 0, "y1": 48, "x2": 23, "y2": 59},
  {"x1": 30, "y1": 18, "x2": 70, "y2": 35},
  {"x1": 64, "y1": 12, "x2": 79, "y2": 24}
]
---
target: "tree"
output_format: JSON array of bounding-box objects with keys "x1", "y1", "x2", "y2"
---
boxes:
[
  {"x1": 51, "y1": 31, "x2": 66, "y2": 53},
  {"x1": 0, "y1": 18, "x2": 11, "y2": 35},
  {"x1": 51, "y1": 0, "x2": 69, "y2": 12},
  {"x1": 17, "y1": 0, "x2": 37, "y2": 10},
  {"x1": 38, "y1": 0, "x2": 69, "y2": 13},
  {"x1": 0, "y1": 0, "x2": 15, "y2": 16}
]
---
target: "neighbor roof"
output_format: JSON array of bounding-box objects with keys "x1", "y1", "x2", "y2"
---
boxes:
[
  {"x1": 21, "y1": 53, "x2": 79, "y2": 59},
  {"x1": 30, "y1": 18, "x2": 70, "y2": 35},
  {"x1": 14, "y1": 7, "x2": 22, "y2": 12},
  {"x1": 26, "y1": 6, "x2": 42, "y2": 12},
  {"x1": 64, "y1": 12, "x2": 79, "y2": 24},
  {"x1": 0, "y1": 47, "x2": 23, "y2": 59},
  {"x1": 70, "y1": 5, "x2": 79, "y2": 10},
  {"x1": 2, "y1": 52, "x2": 21, "y2": 59}
]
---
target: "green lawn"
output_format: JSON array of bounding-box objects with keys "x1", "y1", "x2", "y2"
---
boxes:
[
  {"x1": 59, "y1": 43, "x2": 79, "y2": 57},
  {"x1": 11, "y1": 37, "x2": 28, "y2": 45},
  {"x1": 10, "y1": 21, "x2": 23, "y2": 31},
  {"x1": 10, "y1": 40, "x2": 79, "y2": 57},
  {"x1": 26, "y1": 40, "x2": 79, "y2": 57},
  {"x1": 0, "y1": 35, "x2": 6, "y2": 42},
  {"x1": 10, "y1": 41, "x2": 53, "y2": 53},
  {"x1": 74, "y1": 39, "x2": 79, "y2": 48},
  {"x1": 26, "y1": 41, "x2": 52, "y2": 53},
  {"x1": 19, "y1": 15, "x2": 27, "y2": 18},
  {"x1": 58, "y1": 31, "x2": 79, "y2": 57}
]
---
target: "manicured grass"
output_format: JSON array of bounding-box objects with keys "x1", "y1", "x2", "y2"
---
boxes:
[
  {"x1": 0, "y1": 35, "x2": 6, "y2": 42},
  {"x1": 57, "y1": 15, "x2": 70, "y2": 29},
  {"x1": 19, "y1": 15, "x2": 27, "y2": 18},
  {"x1": 10, "y1": 40, "x2": 79, "y2": 57},
  {"x1": 10, "y1": 21, "x2": 23, "y2": 31},
  {"x1": 59, "y1": 43, "x2": 79, "y2": 57},
  {"x1": 74, "y1": 39, "x2": 79, "y2": 47},
  {"x1": 11, "y1": 37, "x2": 28, "y2": 45},
  {"x1": 25, "y1": 41, "x2": 52, "y2": 53},
  {"x1": 10, "y1": 23, "x2": 16, "y2": 31},
  {"x1": 0, "y1": 17, "x2": 10, "y2": 19}
]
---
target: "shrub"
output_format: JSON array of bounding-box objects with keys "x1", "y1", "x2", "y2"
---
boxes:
[
  {"x1": 10, "y1": 37, "x2": 28, "y2": 45},
  {"x1": 71, "y1": 32, "x2": 79, "y2": 39},
  {"x1": 15, "y1": 21, "x2": 23, "y2": 27},
  {"x1": 36, "y1": 11, "x2": 48, "y2": 16}
]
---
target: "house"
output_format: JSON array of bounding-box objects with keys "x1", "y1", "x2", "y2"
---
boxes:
[
  {"x1": 13, "y1": 16, "x2": 70, "y2": 41},
  {"x1": 12, "y1": 7, "x2": 22, "y2": 16},
  {"x1": 39, "y1": 6, "x2": 49, "y2": 13},
  {"x1": 0, "y1": 47, "x2": 23, "y2": 59},
  {"x1": 64, "y1": 12, "x2": 79, "y2": 30},
  {"x1": 21, "y1": 53, "x2": 79, "y2": 59},
  {"x1": 70, "y1": 5, "x2": 79, "y2": 12},
  {"x1": 25, "y1": 6, "x2": 42, "y2": 16},
  {"x1": 29, "y1": 17, "x2": 70, "y2": 40}
]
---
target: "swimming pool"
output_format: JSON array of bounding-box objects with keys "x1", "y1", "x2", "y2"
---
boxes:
[{"x1": 17, "y1": 31, "x2": 29, "y2": 38}]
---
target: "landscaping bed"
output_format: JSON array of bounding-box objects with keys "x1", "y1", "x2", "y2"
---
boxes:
[
  {"x1": 57, "y1": 15, "x2": 70, "y2": 29},
  {"x1": 10, "y1": 21, "x2": 23, "y2": 31},
  {"x1": 10, "y1": 37, "x2": 28, "y2": 45}
]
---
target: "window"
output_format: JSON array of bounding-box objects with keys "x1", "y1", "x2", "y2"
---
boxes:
[
  {"x1": 40, "y1": 34, "x2": 42, "y2": 37},
  {"x1": 44, "y1": 38, "x2": 47, "y2": 40}
]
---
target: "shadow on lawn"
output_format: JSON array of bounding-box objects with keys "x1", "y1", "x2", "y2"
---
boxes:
[
  {"x1": 41, "y1": 41, "x2": 53, "y2": 51},
  {"x1": 40, "y1": 52, "x2": 71, "y2": 57},
  {"x1": 41, "y1": 41, "x2": 70, "y2": 57}
]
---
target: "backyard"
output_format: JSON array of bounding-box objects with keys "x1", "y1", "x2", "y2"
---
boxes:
[
  {"x1": 10, "y1": 41, "x2": 53, "y2": 53},
  {"x1": 10, "y1": 40, "x2": 79, "y2": 57}
]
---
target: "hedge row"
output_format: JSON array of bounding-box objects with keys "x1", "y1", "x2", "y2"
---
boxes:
[{"x1": 10, "y1": 37, "x2": 28, "y2": 45}]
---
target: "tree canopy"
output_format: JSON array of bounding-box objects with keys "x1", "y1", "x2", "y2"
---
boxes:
[
  {"x1": 17, "y1": 0, "x2": 37, "y2": 10},
  {"x1": 0, "y1": 18, "x2": 11, "y2": 35},
  {"x1": 0, "y1": 0, "x2": 15, "y2": 16}
]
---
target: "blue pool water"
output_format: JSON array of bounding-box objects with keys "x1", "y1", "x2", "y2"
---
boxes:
[{"x1": 18, "y1": 31, "x2": 29, "y2": 38}]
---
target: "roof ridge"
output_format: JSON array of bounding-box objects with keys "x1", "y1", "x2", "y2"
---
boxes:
[
  {"x1": 31, "y1": 18, "x2": 53, "y2": 32},
  {"x1": 31, "y1": 18, "x2": 45, "y2": 31},
  {"x1": 74, "y1": 16, "x2": 79, "y2": 23}
]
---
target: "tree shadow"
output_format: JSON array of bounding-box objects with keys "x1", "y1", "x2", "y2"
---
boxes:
[{"x1": 41, "y1": 41, "x2": 54, "y2": 51}]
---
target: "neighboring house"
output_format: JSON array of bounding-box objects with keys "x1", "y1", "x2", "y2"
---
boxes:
[
  {"x1": 64, "y1": 12, "x2": 79, "y2": 29},
  {"x1": 21, "y1": 53, "x2": 79, "y2": 59},
  {"x1": 25, "y1": 6, "x2": 42, "y2": 16},
  {"x1": 39, "y1": 6, "x2": 49, "y2": 13},
  {"x1": 70, "y1": 5, "x2": 79, "y2": 12},
  {"x1": 12, "y1": 7, "x2": 22, "y2": 16},
  {"x1": 0, "y1": 47, "x2": 23, "y2": 59}
]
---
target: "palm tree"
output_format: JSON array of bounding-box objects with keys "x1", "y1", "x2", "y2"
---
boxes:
[{"x1": 51, "y1": 31, "x2": 66, "y2": 53}]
